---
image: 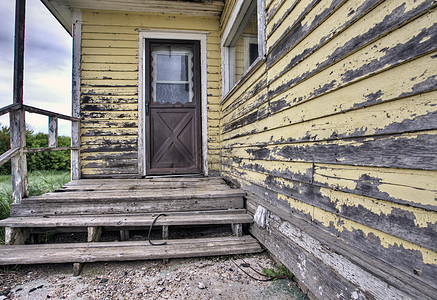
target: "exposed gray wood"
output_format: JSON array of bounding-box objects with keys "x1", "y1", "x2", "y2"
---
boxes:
[
  {"x1": 231, "y1": 223, "x2": 243, "y2": 237},
  {"x1": 24, "y1": 147, "x2": 79, "y2": 154},
  {"x1": 73, "y1": 263, "x2": 83, "y2": 276},
  {"x1": 162, "y1": 225, "x2": 169, "y2": 240},
  {"x1": 9, "y1": 111, "x2": 24, "y2": 203},
  {"x1": 48, "y1": 116, "x2": 58, "y2": 147},
  {"x1": 119, "y1": 230, "x2": 129, "y2": 241},
  {"x1": 87, "y1": 226, "x2": 101, "y2": 242},
  {"x1": 0, "y1": 148, "x2": 19, "y2": 167},
  {"x1": 71, "y1": 9, "x2": 82, "y2": 181},
  {"x1": 51, "y1": 0, "x2": 225, "y2": 16},
  {"x1": 0, "y1": 103, "x2": 21, "y2": 117},
  {"x1": 0, "y1": 236, "x2": 262, "y2": 265},
  {"x1": 0, "y1": 209, "x2": 252, "y2": 227},
  {"x1": 22, "y1": 105, "x2": 80, "y2": 122},
  {"x1": 5, "y1": 227, "x2": 29, "y2": 245},
  {"x1": 247, "y1": 195, "x2": 437, "y2": 297}
]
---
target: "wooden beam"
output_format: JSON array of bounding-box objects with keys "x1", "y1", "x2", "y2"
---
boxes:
[
  {"x1": 48, "y1": 116, "x2": 58, "y2": 147},
  {"x1": 87, "y1": 226, "x2": 101, "y2": 242},
  {"x1": 71, "y1": 9, "x2": 82, "y2": 180}
]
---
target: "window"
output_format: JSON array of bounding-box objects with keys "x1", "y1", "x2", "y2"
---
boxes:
[
  {"x1": 222, "y1": 0, "x2": 265, "y2": 95},
  {"x1": 151, "y1": 45, "x2": 194, "y2": 104}
]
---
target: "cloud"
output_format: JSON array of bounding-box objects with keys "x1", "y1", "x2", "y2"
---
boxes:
[{"x1": 0, "y1": 0, "x2": 72, "y2": 136}]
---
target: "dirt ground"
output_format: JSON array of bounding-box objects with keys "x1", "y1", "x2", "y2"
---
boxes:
[{"x1": 0, "y1": 252, "x2": 308, "y2": 300}]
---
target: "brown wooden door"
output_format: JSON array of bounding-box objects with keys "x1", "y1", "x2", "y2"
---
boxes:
[{"x1": 145, "y1": 39, "x2": 202, "y2": 175}]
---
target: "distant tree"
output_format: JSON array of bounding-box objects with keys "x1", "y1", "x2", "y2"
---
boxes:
[
  {"x1": 0, "y1": 126, "x2": 71, "y2": 174},
  {"x1": 0, "y1": 126, "x2": 11, "y2": 175}
]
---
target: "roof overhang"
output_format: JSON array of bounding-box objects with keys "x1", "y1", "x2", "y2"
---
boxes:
[{"x1": 41, "y1": 0, "x2": 224, "y2": 35}]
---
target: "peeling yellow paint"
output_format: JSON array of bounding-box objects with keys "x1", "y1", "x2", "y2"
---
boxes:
[{"x1": 320, "y1": 188, "x2": 436, "y2": 228}]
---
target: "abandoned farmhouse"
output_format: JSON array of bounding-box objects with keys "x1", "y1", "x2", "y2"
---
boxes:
[{"x1": 0, "y1": 0, "x2": 436, "y2": 299}]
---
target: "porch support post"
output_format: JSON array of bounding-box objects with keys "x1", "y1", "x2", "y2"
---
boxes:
[
  {"x1": 11, "y1": 0, "x2": 28, "y2": 203},
  {"x1": 71, "y1": 9, "x2": 82, "y2": 180}
]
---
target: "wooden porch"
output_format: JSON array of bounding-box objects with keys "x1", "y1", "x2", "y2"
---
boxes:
[{"x1": 0, "y1": 177, "x2": 262, "y2": 270}]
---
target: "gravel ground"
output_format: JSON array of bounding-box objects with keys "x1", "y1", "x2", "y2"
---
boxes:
[{"x1": 0, "y1": 252, "x2": 308, "y2": 300}]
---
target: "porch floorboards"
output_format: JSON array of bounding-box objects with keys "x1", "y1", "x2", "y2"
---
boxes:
[{"x1": 0, "y1": 177, "x2": 262, "y2": 268}]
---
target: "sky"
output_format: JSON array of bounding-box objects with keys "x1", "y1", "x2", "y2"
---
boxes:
[{"x1": 0, "y1": 0, "x2": 72, "y2": 136}]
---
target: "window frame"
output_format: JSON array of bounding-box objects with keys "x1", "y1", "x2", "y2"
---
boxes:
[{"x1": 221, "y1": 0, "x2": 266, "y2": 98}]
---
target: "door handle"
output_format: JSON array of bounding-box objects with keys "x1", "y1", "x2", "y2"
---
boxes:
[{"x1": 145, "y1": 102, "x2": 150, "y2": 116}]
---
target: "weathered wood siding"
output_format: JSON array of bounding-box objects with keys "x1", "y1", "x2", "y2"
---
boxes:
[
  {"x1": 80, "y1": 10, "x2": 221, "y2": 177},
  {"x1": 220, "y1": 0, "x2": 437, "y2": 298}
]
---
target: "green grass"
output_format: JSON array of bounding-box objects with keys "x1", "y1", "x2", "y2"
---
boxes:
[
  {"x1": 0, "y1": 170, "x2": 70, "y2": 244},
  {"x1": 0, "y1": 170, "x2": 70, "y2": 220}
]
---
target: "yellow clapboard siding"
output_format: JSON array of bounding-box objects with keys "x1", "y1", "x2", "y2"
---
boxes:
[
  {"x1": 268, "y1": 8, "x2": 436, "y2": 97},
  {"x1": 82, "y1": 48, "x2": 138, "y2": 56},
  {"x1": 267, "y1": 0, "x2": 374, "y2": 69},
  {"x1": 81, "y1": 86, "x2": 138, "y2": 95},
  {"x1": 82, "y1": 127, "x2": 138, "y2": 136},
  {"x1": 81, "y1": 79, "x2": 139, "y2": 87},
  {"x1": 222, "y1": 91, "x2": 437, "y2": 145},
  {"x1": 81, "y1": 103, "x2": 138, "y2": 111},
  {"x1": 81, "y1": 62, "x2": 139, "y2": 72},
  {"x1": 267, "y1": 0, "x2": 338, "y2": 50},
  {"x1": 222, "y1": 166, "x2": 436, "y2": 264},
  {"x1": 82, "y1": 32, "x2": 138, "y2": 41},
  {"x1": 81, "y1": 55, "x2": 138, "y2": 64},
  {"x1": 266, "y1": 51, "x2": 436, "y2": 125},
  {"x1": 80, "y1": 111, "x2": 138, "y2": 120},
  {"x1": 314, "y1": 164, "x2": 437, "y2": 208},
  {"x1": 83, "y1": 10, "x2": 220, "y2": 31},
  {"x1": 221, "y1": 66, "x2": 267, "y2": 112},
  {"x1": 82, "y1": 71, "x2": 138, "y2": 80},
  {"x1": 82, "y1": 39, "x2": 138, "y2": 49}
]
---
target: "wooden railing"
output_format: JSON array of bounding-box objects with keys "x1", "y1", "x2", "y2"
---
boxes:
[{"x1": 0, "y1": 103, "x2": 80, "y2": 203}]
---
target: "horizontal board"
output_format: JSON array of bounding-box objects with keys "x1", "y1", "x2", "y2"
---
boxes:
[
  {"x1": 268, "y1": 10, "x2": 437, "y2": 100},
  {"x1": 223, "y1": 54, "x2": 437, "y2": 140},
  {"x1": 222, "y1": 92, "x2": 437, "y2": 144},
  {"x1": 222, "y1": 131, "x2": 437, "y2": 170},
  {"x1": 224, "y1": 163, "x2": 436, "y2": 251},
  {"x1": 0, "y1": 236, "x2": 261, "y2": 265},
  {"x1": 0, "y1": 210, "x2": 252, "y2": 227}
]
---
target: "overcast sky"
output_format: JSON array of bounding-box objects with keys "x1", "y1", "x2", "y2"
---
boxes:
[{"x1": 0, "y1": 0, "x2": 72, "y2": 136}]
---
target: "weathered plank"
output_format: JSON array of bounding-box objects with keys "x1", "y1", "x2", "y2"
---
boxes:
[
  {"x1": 223, "y1": 131, "x2": 437, "y2": 170},
  {"x1": 0, "y1": 236, "x2": 262, "y2": 265},
  {"x1": 250, "y1": 214, "x2": 435, "y2": 300},
  {"x1": 228, "y1": 172, "x2": 437, "y2": 286},
  {"x1": 226, "y1": 163, "x2": 436, "y2": 251},
  {"x1": 0, "y1": 210, "x2": 252, "y2": 228}
]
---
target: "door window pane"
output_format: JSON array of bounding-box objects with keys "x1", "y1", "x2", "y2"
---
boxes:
[{"x1": 151, "y1": 46, "x2": 194, "y2": 104}]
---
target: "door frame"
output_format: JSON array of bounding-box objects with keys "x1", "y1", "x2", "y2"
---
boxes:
[{"x1": 138, "y1": 29, "x2": 209, "y2": 177}]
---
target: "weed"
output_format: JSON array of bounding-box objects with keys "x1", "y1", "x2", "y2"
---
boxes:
[
  {"x1": 262, "y1": 263, "x2": 294, "y2": 280},
  {"x1": 0, "y1": 171, "x2": 70, "y2": 242}
]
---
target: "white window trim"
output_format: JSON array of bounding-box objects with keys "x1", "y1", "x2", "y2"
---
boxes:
[
  {"x1": 221, "y1": 0, "x2": 266, "y2": 99},
  {"x1": 138, "y1": 29, "x2": 209, "y2": 177}
]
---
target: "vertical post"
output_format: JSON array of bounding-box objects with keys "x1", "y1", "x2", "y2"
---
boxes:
[
  {"x1": 71, "y1": 9, "x2": 82, "y2": 180},
  {"x1": 48, "y1": 116, "x2": 58, "y2": 147},
  {"x1": 11, "y1": 0, "x2": 28, "y2": 203}
]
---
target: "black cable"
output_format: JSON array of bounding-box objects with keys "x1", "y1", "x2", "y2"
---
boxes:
[{"x1": 148, "y1": 213, "x2": 167, "y2": 246}]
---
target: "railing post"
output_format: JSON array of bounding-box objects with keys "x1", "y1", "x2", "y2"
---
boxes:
[
  {"x1": 71, "y1": 9, "x2": 82, "y2": 180},
  {"x1": 11, "y1": 0, "x2": 28, "y2": 202},
  {"x1": 48, "y1": 116, "x2": 58, "y2": 147}
]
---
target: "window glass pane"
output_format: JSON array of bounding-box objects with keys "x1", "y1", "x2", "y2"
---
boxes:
[
  {"x1": 157, "y1": 54, "x2": 188, "y2": 81},
  {"x1": 151, "y1": 45, "x2": 194, "y2": 104},
  {"x1": 233, "y1": 3, "x2": 258, "y2": 84},
  {"x1": 156, "y1": 83, "x2": 190, "y2": 104}
]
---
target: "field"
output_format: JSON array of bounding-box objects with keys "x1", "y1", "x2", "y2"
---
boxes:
[{"x1": 0, "y1": 170, "x2": 70, "y2": 220}]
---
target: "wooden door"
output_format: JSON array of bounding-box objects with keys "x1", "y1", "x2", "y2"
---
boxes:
[{"x1": 145, "y1": 39, "x2": 202, "y2": 175}]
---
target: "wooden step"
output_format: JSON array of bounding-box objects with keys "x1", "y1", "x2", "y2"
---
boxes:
[
  {"x1": 0, "y1": 236, "x2": 263, "y2": 265},
  {"x1": 11, "y1": 178, "x2": 246, "y2": 217},
  {"x1": 0, "y1": 209, "x2": 253, "y2": 228}
]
